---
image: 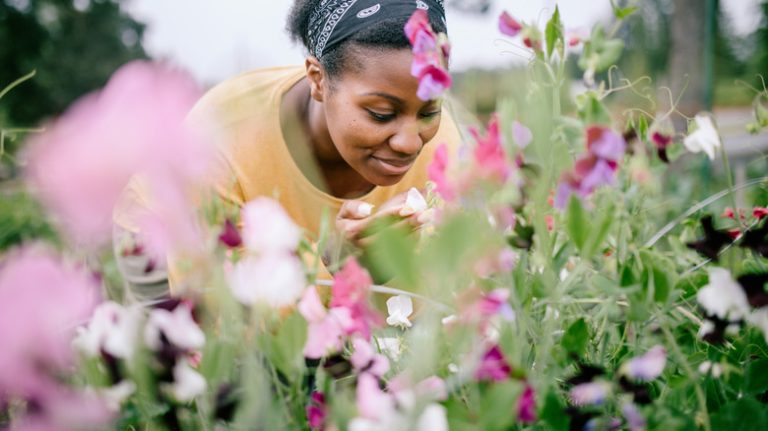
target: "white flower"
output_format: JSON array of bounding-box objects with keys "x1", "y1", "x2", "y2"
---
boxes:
[
  {"x1": 144, "y1": 304, "x2": 205, "y2": 351},
  {"x1": 386, "y1": 295, "x2": 413, "y2": 328},
  {"x1": 697, "y1": 267, "x2": 750, "y2": 321},
  {"x1": 241, "y1": 197, "x2": 301, "y2": 254},
  {"x1": 169, "y1": 359, "x2": 206, "y2": 402},
  {"x1": 415, "y1": 404, "x2": 448, "y2": 431},
  {"x1": 621, "y1": 345, "x2": 667, "y2": 381},
  {"x1": 74, "y1": 301, "x2": 143, "y2": 360},
  {"x1": 228, "y1": 254, "x2": 306, "y2": 307},
  {"x1": 747, "y1": 308, "x2": 768, "y2": 344},
  {"x1": 570, "y1": 380, "x2": 612, "y2": 406},
  {"x1": 698, "y1": 361, "x2": 723, "y2": 378},
  {"x1": 376, "y1": 337, "x2": 402, "y2": 359},
  {"x1": 683, "y1": 114, "x2": 721, "y2": 160},
  {"x1": 100, "y1": 380, "x2": 136, "y2": 412},
  {"x1": 400, "y1": 188, "x2": 428, "y2": 216}
]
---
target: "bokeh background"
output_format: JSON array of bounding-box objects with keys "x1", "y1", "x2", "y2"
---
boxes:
[{"x1": 1, "y1": 0, "x2": 767, "y2": 249}]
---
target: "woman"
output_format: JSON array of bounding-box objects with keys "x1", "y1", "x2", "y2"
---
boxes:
[{"x1": 115, "y1": 0, "x2": 461, "y2": 297}]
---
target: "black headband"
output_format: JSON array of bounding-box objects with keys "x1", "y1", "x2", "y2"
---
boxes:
[{"x1": 307, "y1": 0, "x2": 447, "y2": 59}]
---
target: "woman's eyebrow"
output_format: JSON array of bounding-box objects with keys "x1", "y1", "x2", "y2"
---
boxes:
[{"x1": 363, "y1": 92, "x2": 404, "y2": 107}]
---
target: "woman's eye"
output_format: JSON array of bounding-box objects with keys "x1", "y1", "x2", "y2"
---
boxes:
[
  {"x1": 366, "y1": 110, "x2": 396, "y2": 122},
  {"x1": 420, "y1": 111, "x2": 441, "y2": 119}
]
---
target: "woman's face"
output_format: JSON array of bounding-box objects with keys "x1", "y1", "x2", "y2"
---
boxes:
[{"x1": 318, "y1": 48, "x2": 443, "y2": 187}]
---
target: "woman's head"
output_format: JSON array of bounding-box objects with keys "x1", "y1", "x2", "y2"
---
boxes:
[{"x1": 286, "y1": 0, "x2": 450, "y2": 187}]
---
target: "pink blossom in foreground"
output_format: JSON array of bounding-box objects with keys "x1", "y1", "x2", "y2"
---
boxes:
[
  {"x1": 517, "y1": 383, "x2": 537, "y2": 423},
  {"x1": 427, "y1": 143, "x2": 456, "y2": 201},
  {"x1": 330, "y1": 260, "x2": 384, "y2": 338},
  {"x1": 621, "y1": 345, "x2": 667, "y2": 381},
  {"x1": 499, "y1": 11, "x2": 523, "y2": 37},
  {"x1": 356, "y1": 373, "x2": 395, "y2": 421},
  {"x1": 306, "y1": 391, "x2": 327, "y2": 430},
  {"x1": 299, "y1": 287, "x2": 350, "y2": 359},
  {"x1": 406, "y1": 9, "x2": 452, "y2": 101},
  {"x1": 25, "y1": 61, "x2": 210, "y2": 248},
  {"x1": 415, "y1": 64, "x2": 453, "y2": 101},
  {"x1": 404, "y1": 9, "x2": 431, "y2": 45},
  {"x1": 475, "y1": 344, "x2": 512, "y2": 382},
  {"x1": 0, "y1": 248, "x2": 101, "y2": 397},
  {"x1": 512, "y1": 121, "x2": 533, "y2": 148},
  {"x1": 471, "y1": 114, "x2": 512, "y2": 182},
  {"x1": 351, "y1": 338, "x2": 390, "y2": 377}
]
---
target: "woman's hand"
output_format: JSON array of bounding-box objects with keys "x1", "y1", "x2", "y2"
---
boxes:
[{"x1": 335, "y1": 190, "x2": 432, "y2": 247}]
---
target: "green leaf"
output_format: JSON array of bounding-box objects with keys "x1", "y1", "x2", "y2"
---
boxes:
[
  {"x1": 270, "y1": 311, "x2": 308, "y2": 379},
  {"x1": 711, "y1": 397, "x2": 768, "y2": 430},
  {"x1": 566, "y1": 195, "x2": 589, "y2": 253},
  {"x1": 583, "y1": 201, "x2": 615, "y2": 257},
  {"x1": 480, "y1": 380, "x2": 523, "y2": 430},
  {"x1": 575, "y1": 91, "x2": 612, "y2": 125},
  {"x1": 362, "y1": 220, "x2": 419, "y2": 288},
  {"x1": 639, "y1": 250, "x2": 676, "y2": 304},
  {"x1": 545, "y1": 6, "x2": 564, "y2": 58},
  {"x1": 541, "y1": 391, "x2": 569, "y2": 431},
  {"x1": 745, "y1": 359, "x2": 768, "y2": 395},
  {"x1": 610, "y1": 0, "x2": 639, "y2": 20},
  {"x1": 562, "y1": 318, "x2": 590, "y2": 355}
]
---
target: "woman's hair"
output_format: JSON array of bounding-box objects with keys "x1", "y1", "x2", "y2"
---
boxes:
[{"x1": 287, "y1": 0, "x2": 447, "y2": 78}]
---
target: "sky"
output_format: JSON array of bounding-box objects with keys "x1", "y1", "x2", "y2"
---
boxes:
[{"x1": 123, "y1": 0, "x2": 763, "y2": 86}]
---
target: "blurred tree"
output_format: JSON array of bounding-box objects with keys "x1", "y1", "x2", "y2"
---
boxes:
[
  {"x1": 749, "y1": 1, "x2": 768, "y2": 80},
  {"x1": 0, "y1": 0, "x2": 147, "y2": 127}
]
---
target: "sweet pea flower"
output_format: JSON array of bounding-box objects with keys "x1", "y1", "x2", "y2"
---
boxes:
[
  {"x1": 351, "y1": 338, "x2": 390, "y2": 377},
  {"x1": 25, "y1": 61, "x2": 209, "y2": 248},
  {"x1": 144, "y1": 303, "x2": 205, "y2": 352},
  {"x1": 306, "y1": 391, "x2": 327, "y2": 430},
  {"x1": 697, "y1": 267, "x2": 751, "y2": 322},
  {"x1": 471, "y1": 114, "x2": 512, "y2": 182},
  {"x1": 218, "y1": 218, "x2": 243, "y2": 248},
  {"x1": 376, "y1": 337, "x2": 403, "y2": 360},
  {"x1": 386, "y1": 295, "x2": 414, "y2": 328},
  {"x1": 415, "y1": 404, "x2": 449, "y2": 431},
  {"x1": 400, "y1": 188, "x2": 428, "y2": 216},
  {"x1": 415, "y1": 64, "x2": 452, "y2": 101},
  {"x1": 587, "y1": 126, "x2": 626, "y2": 162},
  {"x1": 99, "y1": 380, "x2": 137, "y2": 412},
  {"x1": 512, "y1": 121, "x2": 533, "y2": 148},
  {"x1": 0, "y1": 248, "x2": 101, "y2": 397},
  {"x1": 475, "y1": 344, "x2": 512, "y2": 382},
  {"x1": 683, "y1": 114, "x2": 721, "y2": 160},
  {"x1": 332, "y1": 258, "x2": 373, "y2": 308},
  {"x1": 241, "y1": 197, "x2": 302, "y2": 255},
  {"x1": 622, "y1": 402, "x2": 646, "y2": 431},
  {"x1": 621, "y1": 345, "x2": 667, "y2": 381},
  {"x1": 74, "y1": 301, "x2": 143, "y2": 360},
  {"x1": 406, "y1": 9, "x2": 451, "y2": 101},
  {"x1": 299, "y1": 286, "x2": 352, "y2": 359},
  {"x1": 404, "y1": 9, "x2": 431, "y2": 44},
  {"x1": 753, "y1": 207, "x2": 768, "y2": 220},
  {"x1": 356, "y1": 373, "x2": 395, "y2": 421},
  {"x1": 169, "y1": 359, "x2": 207, "y2": 402},
  {"x1": 498, "y1": 11, "x2": 523, "y2": 37},
  {"x1": 569, "y1": 380, "x2": 612, "y2": 406},
  {"x1": 427, "y1": 143, "x2": 456, "y2": 201},
  {"x1": 517, "y1": 384, "x2": 537, "y2": 423},
  {"x1": 228, "y1": 254, "x2": 306, "y2": 308}
]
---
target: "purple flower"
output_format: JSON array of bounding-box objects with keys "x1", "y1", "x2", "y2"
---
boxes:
[
  {"x1": 517, "y1": 384, "x2": 537, "y2": 423},
  {"x1": 621, "y1": 345, "x2": 667, "y2": 381},
  {"x1": 499, "y1": 11, "x2": 523, "y2": 37},
  {"x1": 512, "y1": 121, "x2": 533, "y2": 148},
  {"x1": 622, "y1": 402, "x2": 647, "y2": 431},
  {"x1": 416, "y1": 64, "x2": 453, "y2": 101},
  {"x1": 475, "y1": 345, "x2": 512, "y2": 382},
  {"x1": 587, "y1": 126, "x2": 626, "y2": 162},
  {"x1": 569, "y1": 381, "x2": 612, "y2": 406},
  {"x1": 580, "y1": 159, "x2": 617, "y2": 193}
]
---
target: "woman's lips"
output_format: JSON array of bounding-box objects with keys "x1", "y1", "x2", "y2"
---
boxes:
[{"x1": 371, "y1": 156, "x2": 415, "y2": 176}]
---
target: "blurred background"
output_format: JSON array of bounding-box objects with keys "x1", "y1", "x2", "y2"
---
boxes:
[{"x1": 1, "y1": 0, "x2": 767, "y2": 249}]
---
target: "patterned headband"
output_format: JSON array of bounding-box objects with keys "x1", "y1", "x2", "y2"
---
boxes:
[{"x1": 307, "y1": 0, "x2": 446, "y2": 58}]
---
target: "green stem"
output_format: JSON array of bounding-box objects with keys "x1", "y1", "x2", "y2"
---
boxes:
[
  {"x1": 659, "y1": 315, "x2": 711, "y2": 431},
  {"x1": 718, "y1": 143, "x2": 742, "y2": 227}
]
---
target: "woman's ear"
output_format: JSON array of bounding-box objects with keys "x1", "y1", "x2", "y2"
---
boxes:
[{"x1": 305, "y1": 56, "x2": 325, "y2": 102}]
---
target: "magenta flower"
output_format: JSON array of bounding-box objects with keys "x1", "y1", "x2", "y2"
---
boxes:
[
  {"x1": 586, "y1": 126, "x2": 626, "y2": 162},
  {"x1": 475, "y1": 344, "x2": 512, "y2": 382},
  {"x1": 471, "y1": 114, "x2": 512, "y2": 182},
  {"x1": 415, "y1": 64, "x2": 453, "y2": 101},
  {"x1": 0, "y1": 248, "x2": 101, "y2": 397},
  {"x1": 218, "y1": 219, "x2": 242, "y2": 248},
  {"x1": 404, "y1": 9, "x2": 431, "y2": 45},
  {"x1": 25, "y1": 61, "x2": 210, "y2": 249},
  {"x1": 517, "y1": 383, "x2": 537, "y2": 423},
  {"x1": 331, "y1": 258, "x2": 372, "y2": 308},
  {"x1": 406, "y1": 9, "x2": 451, "y2": 101},
  {"x1": 306, "y1": 391, "x2": 327, "y2": 430},
  {"x1": 499, "y1": 11, "x2": 523, "y2": 37},
  {"x1": 427, "y1": 143, "x2": 456, "y2": 201}
]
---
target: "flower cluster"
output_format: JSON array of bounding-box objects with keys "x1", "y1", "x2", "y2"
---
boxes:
[
  {"x1": 405, "y1": 9, "x2": 452, "y2": 101},
  {"x1": 555, "y1": 125, "x2": 627, "y2": 209}
]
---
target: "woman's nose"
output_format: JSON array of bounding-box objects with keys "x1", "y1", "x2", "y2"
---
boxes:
[{"x1": 388, "y1": 123, "x2": 424, "y2": 156}]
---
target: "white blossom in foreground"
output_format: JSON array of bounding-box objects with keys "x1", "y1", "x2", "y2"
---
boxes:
[
  {"x1": 169, "y1": 359, "x2": 206, "y2": 402},
  {"x1": 400, "y1": 187, "x2": 428, "y2": 216},
  {"x1": 697, "y1": 267, "x2": 750, "y2": 322},
  {"x1": 228, "y1": 254, "x2": 306, "y2": 307},
  {"x1": 386, "y1": 295, "x2": 414, "y2": 328},
  {"x1": 621, "y1": 345, "x2": 667, "y2": 381},
  {"x1": 241, "y1": 197, "x2": 302, "y2": 255},
  {"x1": 570, "y1": 381, "x2": 612, "y2": 406},
  {"x1": 74, "y1": 301, "x2": 143, "y2": 359},
  {"x1": 100, "y1": 380, "x2": 137, "y2": 412},
  {"x1": 144, "y1": 304, "x2": 205, "y2": 351},
  {"x1": 683, "y1": 114, "x2": 721, "y2": 160},
  {"x1": 748, "y1": 308, "x2": 768, "y2": 344}
]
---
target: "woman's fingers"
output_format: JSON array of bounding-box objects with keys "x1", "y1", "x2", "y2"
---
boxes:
[{"x1": 337, "y1": 200, "x2": 374, "y2": 220}]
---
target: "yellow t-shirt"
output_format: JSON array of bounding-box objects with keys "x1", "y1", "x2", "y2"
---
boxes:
[{"x1": 191, "y1": 65, "x2": 461, "y2": 237}]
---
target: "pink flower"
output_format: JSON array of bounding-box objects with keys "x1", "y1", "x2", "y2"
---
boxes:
[
  {"x1": 427, "y1": 143, "x2": 456, "y2": 201},
  {"x1": 517, "y1": 384, "x2": 537, "y2": 423},
  {"x1": 299, "y1": 286, "x2": 351, "y2": 359},
  {"x1": 351, "y1": 338, "x2": 390, "y2": 377},
  {"x1": 586, "y1": 126, "x2": 626, "y2": 162},
  {"x1": 498, "y1": 11, "x2": 523, "y2": 37},
  {"x1": 306, "y1": 391, "x2": 327, "y2": 430},
  {"x1": 218, "y1": 219, "x2": 242, "y2": 248},
  {"x1": 25, "y1": 61, "x2": 209, "y2": 249},
  {"x1": 0, "y1": 248, "x2": 101, "y2": 397},
  {"x1": 331, "y1": 258, "x2": 372, "y2": 308},
  {"x1": 404, "y1": 9, "x2": 431, "y2": 45},
  {"x1": 241, "y1": 197, "x2": 302, "y2": 255},
  {"x1": 622, "y1": 402, "x2": 646, "y2": 431},
  {"x1": 356, "y1": 373, "x2": 394, "y2": 420},
  {"x1": 475, "y1": 344, "x2": 512, "y2": 382},
  {"x1": 754, "y1": 207, "x2": 768, "y2": 220},
  {"x1": 512, "y1": 121, "x2": 533, "y2": 148},
  {"x1": 471, "y1": 114, "x2": 512, "y2": 182},
  {"x1": 415, "y1": 64, "x2": 453, "y2": 101}
]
